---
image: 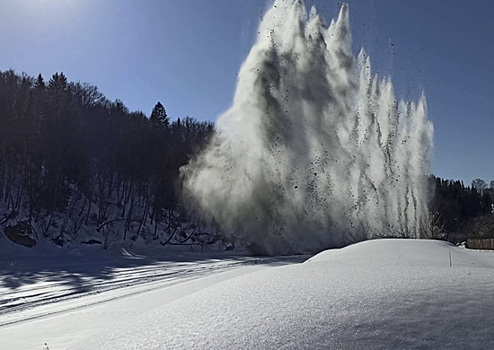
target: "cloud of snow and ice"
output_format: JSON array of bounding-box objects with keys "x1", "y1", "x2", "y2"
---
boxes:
[{"x1": 181, "y1": 1, "x2": 433, "y2": 254}]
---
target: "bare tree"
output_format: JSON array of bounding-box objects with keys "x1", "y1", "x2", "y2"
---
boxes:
[{"x1": 472, "y1": 179, "x2": 487, "y2": 193}]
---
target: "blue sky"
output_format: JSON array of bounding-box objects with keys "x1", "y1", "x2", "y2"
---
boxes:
[{"x1": 1, "y1": 0, "x2": 493, "y2": 185}]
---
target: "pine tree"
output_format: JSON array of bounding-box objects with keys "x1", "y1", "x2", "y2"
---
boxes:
[
  {"x1": 48, "y1": 72, "x2": 68, "y2": 93},
  {"x1": 34, "y1": 73, "x2": 45, "y2": 90},
  {"x1": 150, "y1": 101, "x2": 169, "y2": 127}
]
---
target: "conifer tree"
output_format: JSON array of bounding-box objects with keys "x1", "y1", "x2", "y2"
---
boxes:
[{"x1": 150, "y1": 101, "x2": 169, "y2": 127}]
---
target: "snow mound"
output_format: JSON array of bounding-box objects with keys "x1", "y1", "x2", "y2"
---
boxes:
[
  {"x1": 307, "y1": 238, "x2": 493, "y2": 268},
  {"x1": 71, "y1": 239, "x2": 494, "y2": 349}
]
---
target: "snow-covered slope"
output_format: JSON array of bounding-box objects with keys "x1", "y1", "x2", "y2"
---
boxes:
[{"x1": 72, "y1": 239, "x2": 494, "y2": 349}]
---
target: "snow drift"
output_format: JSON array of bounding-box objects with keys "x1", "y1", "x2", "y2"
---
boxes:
[{"x1": 181, "y1": 1, "x2": 434, "y2": 255}]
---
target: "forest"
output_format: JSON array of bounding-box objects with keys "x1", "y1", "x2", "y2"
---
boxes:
[
  {"x1": 430, "y1": 176, "x2": 493, "y2": 243},
  {"x1": 0, "y1": 69, "x2": 492, "y2": 250},
  {"x1": 0, "y1": 69, "x2": 215, "y2": 249}
]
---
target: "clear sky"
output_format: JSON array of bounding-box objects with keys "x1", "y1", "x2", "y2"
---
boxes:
[{"x1": 1, "y1": 0, "x2": 493, "y2": 185}]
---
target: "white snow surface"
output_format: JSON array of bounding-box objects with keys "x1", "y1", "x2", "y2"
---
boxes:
[
  {"x1": 69, "y1": 239, "x2": 494, "y2": 350},
  {"x1": 0, "y1": 237, "x2": 302, "y2": 349}
]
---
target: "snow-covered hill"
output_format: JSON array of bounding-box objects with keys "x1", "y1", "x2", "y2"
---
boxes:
[{"x1": 71, "y1": 239, "x2": 494, "y2": 349}]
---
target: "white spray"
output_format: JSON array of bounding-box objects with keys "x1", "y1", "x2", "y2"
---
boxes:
[{"x1": 181, "y1": 1, "x2": 434, "y2": 254}]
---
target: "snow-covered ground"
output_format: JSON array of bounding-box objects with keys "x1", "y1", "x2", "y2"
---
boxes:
[
  {"x1": 0, "y1": 239, "x2": 304, "y2": 349},
  {"x1": 2, "y1": 239, "x2": 494, "y2": 349},
  {"x1": 71, "y1": 239, "x2": 494, "y2": 350}
]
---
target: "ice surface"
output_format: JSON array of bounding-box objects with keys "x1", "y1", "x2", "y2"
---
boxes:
[{"x1": 71, "y1": 239, "x2": 494, "y2": 349}]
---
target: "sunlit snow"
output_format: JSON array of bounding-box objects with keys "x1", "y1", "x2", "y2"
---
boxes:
[{"x1": 65, "y1": 239, "x2": 494, "y2": 350}]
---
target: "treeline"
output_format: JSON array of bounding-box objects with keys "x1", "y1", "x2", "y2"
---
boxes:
[
  {"x1": 0, "y1": 69, "x2": 214, "y2": 248},
  {"x1": 1, "y1": 69, "x2": 493, "y2": 249},
  {"x1": 431, "y1": 176, "x2": 493, "y2": 242}
]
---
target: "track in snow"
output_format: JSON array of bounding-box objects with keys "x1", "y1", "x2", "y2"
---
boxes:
[{"x1": 0, "y1": 248, "x2": 305, "y2": 327}]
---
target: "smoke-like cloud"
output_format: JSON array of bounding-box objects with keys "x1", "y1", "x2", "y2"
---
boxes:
[{"x1": 181, "y1": 1, "x2": 434, "y2": 255}]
